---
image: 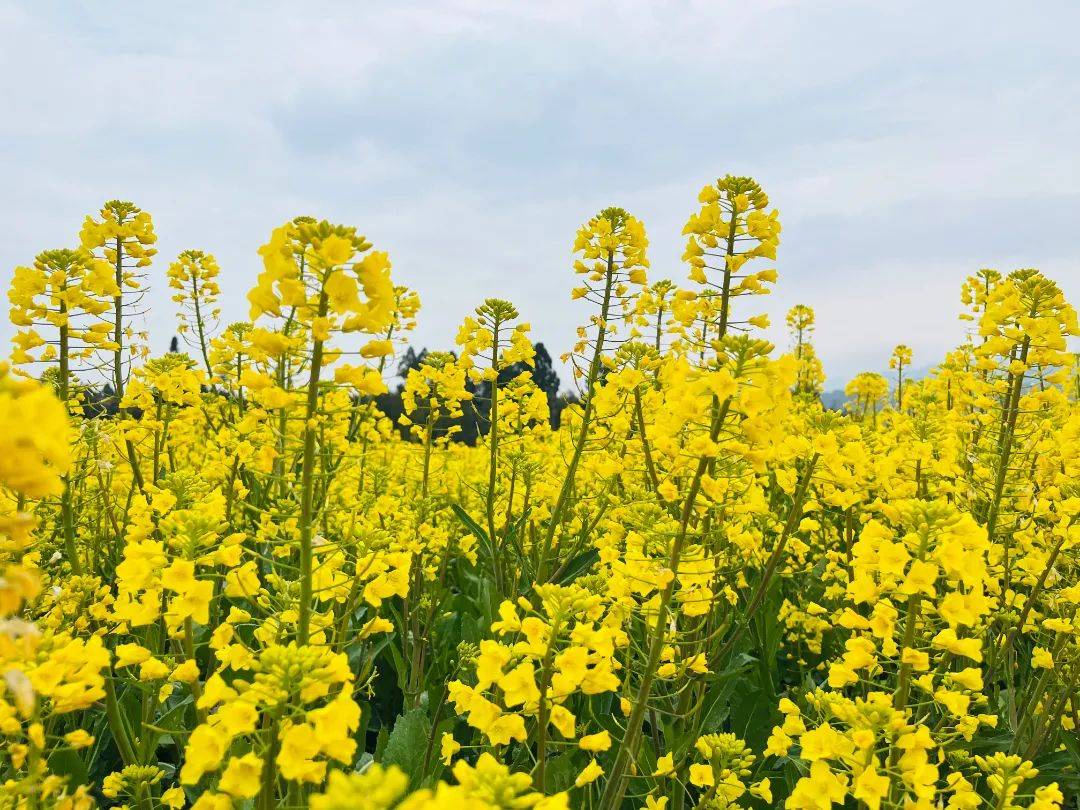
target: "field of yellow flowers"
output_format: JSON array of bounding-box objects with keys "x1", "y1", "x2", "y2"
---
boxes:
[{"x1": 2, "y1": 176, "x2": 1079, "y2": 809}]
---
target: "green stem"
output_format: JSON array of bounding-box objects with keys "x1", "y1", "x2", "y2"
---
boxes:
[
  {"x1": 113, "y1": 235, "x2": 125, "y2": 404},
  {"x1": 297, "y1": 288, "x2": 330, "y2": 645},
  {"x1": 58, "y1": 308, "x2": 82, "y2": 575},
  {"x1": 532, "y1": 615, "x2": 563, "y2": 790},
  {"x1": 486, "y1": 317, "x2": 502, "y2": 591},
  {"x1": 104, "y1": 674, "x2": 137, "y2": 766}
]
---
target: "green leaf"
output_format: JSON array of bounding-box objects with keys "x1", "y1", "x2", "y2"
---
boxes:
[
  {"x1": 379, "y1": 708, "x2": 432, "y2": 788},
  {"x1": 451, "y1": 503, "x2": 496, "y2": 569},
  {"x1": 554, "y1": 548, "x2": 598, "y2": 584},
  {"x1": 696, "y1": 653, "x2": 755, "y2": 736},
  {"x1": 730, "y1": 681, "x2": 774, "y2": 752},
  {"x1": 541, "y1": 752, "x2": 579, "y2": 794},
  {"x1": 451, "y1": 503, "x2": 489, "y2": 543},
  {"x1": 47, "y1": 747, "x2": 88, "y2": 786},
  {"x1": 374, "y1": 725, "x2": 390, "y2": 762},
  {"x1": 503, "y1": 510, "x2": 534, "y2": 583}
]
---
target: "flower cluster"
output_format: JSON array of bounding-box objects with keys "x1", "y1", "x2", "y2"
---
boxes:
[{"x1": 1, "y1": 183, "x2": 1076, "y2": 810}]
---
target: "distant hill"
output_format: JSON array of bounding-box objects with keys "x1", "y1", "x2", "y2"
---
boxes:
[{"x1": 821, "y1": 389, "x2": 847, "y2": 411}]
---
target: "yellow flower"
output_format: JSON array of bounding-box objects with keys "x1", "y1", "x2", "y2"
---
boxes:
[
  {"x1": 311, "y1": 766, "x2": 409, "y2": 809},
  {"x1": 360, "y1": 339, "x2": 394, "y2": 358},
  {"x1": 578, "y1": 730, "x2": 611, "y2": 752},
  {"x1": 765, "y1": 726, "x2": 792, "y2": 757},
  {"x1": 213, "y1": 700, "x2": 259, "y2": 737},
  {"x1": 575, "y1": 759, "x2": 604, "y2": 788},
  {"x1": 318, "y1": 234, "x2": 355, "y2": 267},
  {"x1": 688, "y1": 763, "x2": 714, "y2": 787},
  {"x1": 0, "y1": 371, "x2": 70, "y2": 497},
  {"x1": 190, "y1": 793, "x2": 232, "y2": 810},
  {"x1": 931, "y1": 629, "x2": 983, "y2": 662},
  {"x1": 947, "y1": 668, "x2": 983, "y2": 692},
  {"x1": 788, "y1": 760, "x2": 848, "y2": 809},
  {"x1": 548, "y1": 705, "x2": 576, "y2": 738},
  {"x1": 1031, "y1": 647, "x2": 1054, "y2": 669},
  {"x1": 440, "y1": 733, "x2": 461, "y2": 766},
  {"x1": 180, "y1": 724, "x2": 230, "y2": 784},
  {"x1": 115, "y1": 643, "x2": 152, "y2": 668},
  {"x1": 219, "y1": 753, "x2": 263, "y2": 798},
  {"x1": 277, "y1": 722, "x2": 326, "y2": 783},
  {"x1": 653, "y1": 752, "x2": 675, "y2": 777},
  {"x1": 899, "y1": 559, "x2": 939, "y2": 597},
  {"x1": 171, "y1": 659, "x2": 199, "y2": 684},
  {"x1": 224, "y1": 561, "x2": 261, "y2": 598},
  {"x1": 63, "y1": 729, "x2": 95, "y2": 749},
  {"x1": 900, "y1": 647, "x2": 930, "y2": 672},
  {"x1": 161, "y1": 787, "x2": 186, "y2": 808},
  {"x1": 799, "y1": 723, "x2": 854, "y2": 761},
  {"x1": 138, "y1": 657, "x2": 171, "y2": 682},
  {"x1": 554, "y1": 645, "x2": 588, "y2": 686},
  {"x1": 749, "y1": 778, "x2": 772, "y2": 803},
  {"x1": 852, "y1": 761, "x2": 890, "y2": 810},
  {"x1": 497, "y1": 661, "x2": 540, "y2": 707}
]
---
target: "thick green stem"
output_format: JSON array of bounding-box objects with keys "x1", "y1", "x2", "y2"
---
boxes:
[
  {"x1": 633, "y1": 390, "x2": 662, "y2": 497},
  {"x1": 532, "y1": 615, "x2": 563, "y2": 790},
  {"x1": 715, "y1": 202, "x2": 739, "y2": 339},
  {"x1": 988, "y1": 334, "x2": 1031, "y2": 597},
  {"x1": 190, "y1": 268, "x2": 213, "y2": 375},
  {"x1": 256, "y1": 714, "x2": 281, "y2": 810},
  {"x1": 486, "y1": 317, "x2": 502, "y2": 590},
  {"x1": 112, "y1": 235, "x2": 125, "y2": 403},
  {"x1": 58, "y1": 309, "x2": 83, "y2": 575},
  {"x1": 297, "y1": 289, "x2": 330, "y2": 646},
  {"x1": 893, "y1": 594, "x2": 922, "y2": 711}
]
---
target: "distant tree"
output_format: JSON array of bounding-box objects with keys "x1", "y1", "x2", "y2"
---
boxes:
[
  {"x1": 373, "y1": 341, "x2": 564, "y2": 443},
  {"x1": 84, "y1": 384, "x2": 119, "y2": 419},
  {"x1": 374, "y1": 388, "x2": 405, "y2": 438},
  {"x1": 457, "y1": 377, "x2": 486, "y2": 446},
  {"x1": 169, "y1": 336, "x2": 180, "y2": 353},
  {"x1": 531, "y1": 342, "x2": 560, "y2": 399},
  {"x1": 397, "y1": 347, "x2": 428, "y2": 379}
]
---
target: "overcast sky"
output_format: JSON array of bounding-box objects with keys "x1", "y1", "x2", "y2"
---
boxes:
[{"x1": 2, "y1": 1, "x2": 1078, "y2": 389}]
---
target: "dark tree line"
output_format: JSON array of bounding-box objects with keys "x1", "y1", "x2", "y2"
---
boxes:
[
  {"x1": 71, "y1": 339, "x2": 575, "y2": 446},
  {"x1": 375, "y1": 342, "x2": 576, "y2": 445}
]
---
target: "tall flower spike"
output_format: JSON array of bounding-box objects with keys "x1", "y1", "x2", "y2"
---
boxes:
[
  {"x1": 845, "y1": 371, "x2": 888, "y2": 423},
  {"x1": 457, "y1": 298, "x2": 533, "y2": 592},
  {"x1": 7, "y1": 248, "x2": 118, "y2": 572},
  {"x1": 168, "y1": 250, "x2": 221, "y2": 373},
  {"x1": 247, "y1": 217, "x2": 398, "y2": 646},
  {"x1": 681, "y1": 175, "x2": 780, "y2": 354},
  {"x1": 79, "y1": 201, "x2": 157, "y2": 402},
  {"x1": 540, "y1": 208, "x2": 650, "y2": 583},
  {"x1": 890, "y1": 344, "x2": 913, "y2": 409},
  {"x1": 787, "y1": 304, "x2": 825, "y2": 399},
  {"x1": 567, "y1": 207, "x2": 650, "y2": 383},
  {"x1": 249, "y1": 217, "x2": 395, "y2": 336},
  {"x1": 8, "y1": 249, "x2": 118, "y2": 375}
]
